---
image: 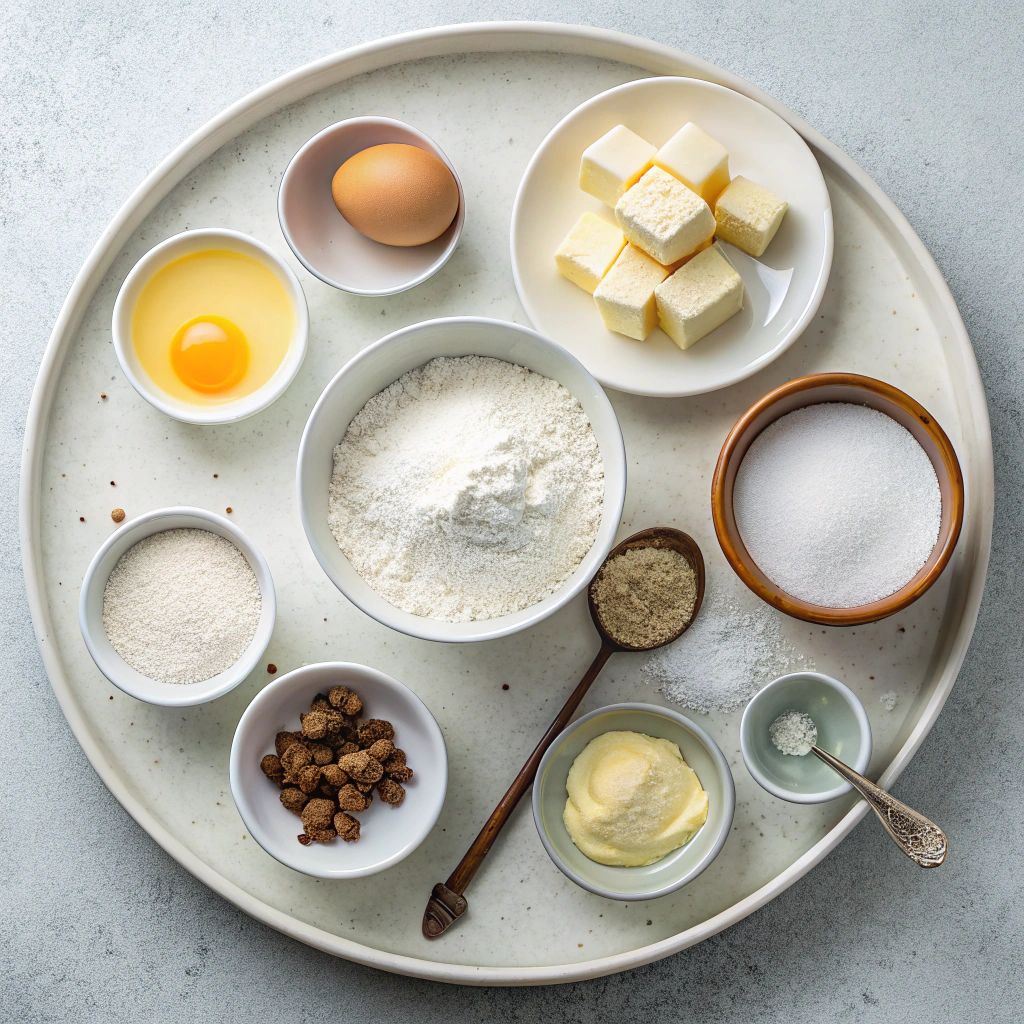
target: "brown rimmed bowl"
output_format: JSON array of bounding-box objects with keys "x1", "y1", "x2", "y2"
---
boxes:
[{"x1": 711, "y1": 372, "x2": 964, "y2": 626}]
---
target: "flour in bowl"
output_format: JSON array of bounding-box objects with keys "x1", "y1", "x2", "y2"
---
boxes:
[{"x1": 327, "y1": 355, "x2": 604, "y2": 622}]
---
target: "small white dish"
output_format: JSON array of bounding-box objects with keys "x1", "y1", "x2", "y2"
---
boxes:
[
  {"x1": 111, "y1": 228, "x2": 309, "y2": 424},
  {"x1": 740, "y1": 672, "x2": 873, "y2": 803},
  {"x1": 278, "y1": 117, "x2": 465, "y2": 296},
  {"x1": 511, "y1": 77, "x2": 834, "y2": 397},
  {"x1": 79, "y1": 507, "x2": 276, "y2": 707},
  {"x1": 296, "y1": 316, "x2": 627, "y2": 643},
  {"x1": 229, "y1": 662, "x2": 447, "y2": 879},
  {"x1": 532, "y1": 703, "x2": 735, "y2": 901}
]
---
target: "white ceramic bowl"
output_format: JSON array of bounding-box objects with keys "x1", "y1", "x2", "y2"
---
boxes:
[
  {"x1": 740, "y1": 672, "x2": 873, "y2": 803},
  {"x1": 511, "y1": 76, "x2": 833, "y2": 397},
  {"x1": 278, "y1": 117, "x2": 466, "y2": 296},
  {"x1": 79, "y1": 507, "x2": 276, "y2": 707},
  {"x1": 111, "y1": 228, "x2": 309, "y2": 424},
  {"x1": 229, "y1": 662, "x2": 447, "y2": 878},
  {"x1": 296, "y1": 316, "x2": 627, "y2": 643},
  {"x1": 532, "y1": 703, "x2": 735, "y2": 900}
]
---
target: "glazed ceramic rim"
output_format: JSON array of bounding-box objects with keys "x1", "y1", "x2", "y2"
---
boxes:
[
  {"x1": 277, "y1": 116, "x2": 466, "y2": 296},
  {"x1": 711, "y1": 372, "x2": 966, "y2": 626},
  {"x1": 739, "y1": 672, "x2": 873, "y2": 804},
  {"x1": 78, "y1": 506, "x2": 276, "y2": 707},
  {"x1": 228, "y1": 661, "x2": 448, "y2": 878},
  {"x1": 110, "y1": 228, "x2": 310, "y2": 425},
  {"x1": 20, "y1": 24, "x2": 992, "y2": 985},
  {"x1": 295, "y1": 315, "x2": 627, "y2": 644},
  {"x1": 532, "y1": 703, "x2": 736, "y2": 900}
]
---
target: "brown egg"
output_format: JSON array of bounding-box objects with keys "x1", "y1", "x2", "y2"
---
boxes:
[{"x1": 331, "y1": 144, "x2": 460, "y2": 247}]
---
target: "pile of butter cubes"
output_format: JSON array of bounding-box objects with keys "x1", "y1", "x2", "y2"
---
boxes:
[{"x1": 555, "y1": 122, "x2": 788, "y2": 349}]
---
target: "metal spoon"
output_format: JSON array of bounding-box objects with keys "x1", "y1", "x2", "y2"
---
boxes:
[
  {"x1": 810, "y1": 745, "x2": 948, "y2": 867},
  {"x1": 422, "y1": 527, "x2": 705, "y2": 939}
]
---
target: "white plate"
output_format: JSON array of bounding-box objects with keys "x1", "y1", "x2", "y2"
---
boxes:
[{"x1": 511, "y1": 76, "x2": 834, "y2": 397}]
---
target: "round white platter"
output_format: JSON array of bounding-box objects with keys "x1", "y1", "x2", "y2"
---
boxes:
[
  {"x1": 511, "y1": 75, "x2": 833, "y2": 396},
  {"x1": 20, "y1": 23, "x2": 992, "y2": 986}
]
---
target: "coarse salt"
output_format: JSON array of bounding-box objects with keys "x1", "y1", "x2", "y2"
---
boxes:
[
  {"x1": 733, "y1": 403, "x2": 941, "y2": 608},
  {"x1": 769, "y1": 710, "x2": 818, "y2": 756}
]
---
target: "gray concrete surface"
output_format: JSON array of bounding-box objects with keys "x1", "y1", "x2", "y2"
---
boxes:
[{"x1": 2, "y1": 2, "x2": 1021, "y2": 1020}]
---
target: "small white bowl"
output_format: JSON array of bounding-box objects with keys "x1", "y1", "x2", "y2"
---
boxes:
[
  {"x1": 740, "y1": 672, "x2": 873, "y2": 803},
  {"x1": 278, "y1": 117, "x2": 465, "y2": 296},
  {"x1": 79, "y1": 507, "x2": 276, "y2": 707},
  {"x1": 111, "y1": 228, "x2": 309, "y2": 425},
  {"x1": 295, "y1": 316, "x2": 627, "y2": 643},
  {"x1": 229, "y1": 662, "x2": 447, "y2": 878},
  {"x1": 532, "y1": 704, "x2": 735, "y2": 901}
]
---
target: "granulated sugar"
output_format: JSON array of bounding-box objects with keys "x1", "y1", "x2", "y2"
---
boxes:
[
  {"x1": 642, "y1": 569, "x2": 811, "y2": 714},
  {"x1": 733, "y1": 403, "x2": 941, "y2": 608},
  {"x1": 328, "y1": 356, "x2": 603, "y2": 622},
  {"x1": 102, "y1": 528, "x2": 261, "y2": 685}
]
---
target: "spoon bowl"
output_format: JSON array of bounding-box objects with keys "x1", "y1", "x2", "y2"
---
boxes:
[{"x1": 588, "y1": 526, "x2": 705, "y2": 650}]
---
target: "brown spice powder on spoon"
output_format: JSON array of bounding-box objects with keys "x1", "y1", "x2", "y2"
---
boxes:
[{"x1": 591, "y1": 547, "x2": 697, "y2": 649}]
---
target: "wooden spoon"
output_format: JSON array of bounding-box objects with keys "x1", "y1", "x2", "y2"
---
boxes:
[{"x1": 422, "y1": 527, "x2": 705, "y2": 939}]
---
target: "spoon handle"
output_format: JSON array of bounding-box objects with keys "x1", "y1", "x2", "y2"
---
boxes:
[
  {"x1": 422, "y1": 640, "x2": 616, "y2": 938},
  {"x1": 810, "y1": 746, "x2": 948, "y2": 867}
]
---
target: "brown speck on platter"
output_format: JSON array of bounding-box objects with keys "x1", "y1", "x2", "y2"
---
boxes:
[
  {"x1": 226, "y1": 507, "x2": 232, "y2": 513},
  {"x1": 502, "y1": 684, "x2": 509, "y2": 690},
  {"x1": 79, "y1": 516, "x2": 85, "y2": 522},
  {"x1": 100, "y1": 393, "x2": 107, "y2": 399},
  {"x1": 214, "y1": 473, "x2": 218, "y2": 478},
  {"x1": 111, "y1": 508, "x2": 125, "y2": 522},
  {"x1": 267, "y1": 664, "x2": 277, "y2": 674},
  {"x1": 110, "y1": 480, "x2": 115, "y2": 486}
]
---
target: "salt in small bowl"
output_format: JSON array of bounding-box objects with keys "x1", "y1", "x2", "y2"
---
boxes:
[
  {"x1": 740, "y1": 671, "x2": 872, "y2": 803},
  {"x1": 79, "y1": 506, "x2": 276, "y2": 707}
]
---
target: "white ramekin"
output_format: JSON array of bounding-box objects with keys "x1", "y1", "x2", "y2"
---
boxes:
[
  {"x1": 111, "y1": 228, "x2": 309, "y2": 425},
  {"x1": 79, "y1": 506, "x2": 276, "y2": 706}
]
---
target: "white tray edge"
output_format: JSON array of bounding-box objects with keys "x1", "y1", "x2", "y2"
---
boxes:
[{"x1": 19, "y1": 21, "x2": 994, "y2": 986}]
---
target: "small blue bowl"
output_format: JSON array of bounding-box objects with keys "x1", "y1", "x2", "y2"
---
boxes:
[{"x1": 740, "y1": 672, "x2": 872, "y2": 803}]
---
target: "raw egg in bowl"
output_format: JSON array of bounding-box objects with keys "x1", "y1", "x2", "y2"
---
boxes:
[{"x1": 112, "y1": 229, "x2": 308, "y2": 424}]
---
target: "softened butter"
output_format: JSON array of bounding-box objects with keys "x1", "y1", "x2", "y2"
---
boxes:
[{"x1": 563, "y1": 730, "x2": 708, "y2": 866}]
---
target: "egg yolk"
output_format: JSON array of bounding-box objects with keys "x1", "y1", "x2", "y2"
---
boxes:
[{"x1": 169, "y1": 315, "x2": 249, "y2": 393}]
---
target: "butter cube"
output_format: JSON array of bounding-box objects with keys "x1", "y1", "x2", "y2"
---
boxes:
[
  {"x1": 579, "y1": 125, "x2": 657, "y2": 208},
  {"x1": 554, "y1": 213, "x2": 626, "y2": 294},
  {"x1": 655, "y1": 244, "x2": 743, "y2": 350},
  {"x1": 593, "y1": 244, "x2": 672, "y2": 341},
  {"x1": 714, "y1": 176, "x2": 788, "y2": 257},
  {"x1": 653, "y1": 122, "x2": 731, "y2": 206},
  {"x1": 614, "y1": 167, "x2": 716, "y2": 266}
]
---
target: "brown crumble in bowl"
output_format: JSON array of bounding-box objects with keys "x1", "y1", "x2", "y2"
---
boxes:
[{"x1": 259, "y1": 684, "x2": 414, "y2": 845}]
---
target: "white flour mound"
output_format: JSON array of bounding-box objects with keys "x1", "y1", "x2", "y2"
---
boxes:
[
  {"x1": 328, "y1": 355, "x2": 604, "y2": 622},
  {"x1": 102, "y1": 528, "x2": 261, "y2": 685},
  {"x1": 643, "y1": 568, "x2": 812, "y2": 714}
]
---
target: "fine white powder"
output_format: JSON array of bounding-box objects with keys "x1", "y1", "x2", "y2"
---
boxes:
[
  {"x1": 880, "y1": 690, "x2": 899, "y2": 712},
  {"x1": 734, "y1": 403, "x2": 942, "y2": 608},
  {"x1": 642, "y1": 568, "x2": 813, "y2": 714},
  {"x1": 328, "y1": 355, "x2": 604, "y2": 622},
  {"x1": 769, "y1": 710, "x2": 818, "y2": 756},
  {"x1": 102, "y1": 529, "x2": 262, "y2": 685}
]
